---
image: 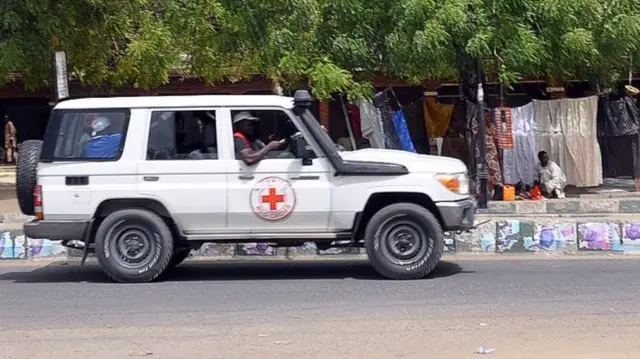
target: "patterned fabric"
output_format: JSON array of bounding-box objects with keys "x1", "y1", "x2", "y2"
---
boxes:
[
  {"x1": 467, "y1": 103, "x2": 503, "y2": 197},
  {"x1": 599, "y1": 96, "x2": 640, "y2": 137},
  {"x1": 392, "y1": 110, "x2": 417, "y2": 152},
  {"x1": 493, "y1": 107, "x2": 514, "y2": 149}
]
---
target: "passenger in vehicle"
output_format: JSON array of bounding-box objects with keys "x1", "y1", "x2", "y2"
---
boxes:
[
  {"x1": 84, "y1": 117, "x2": 122, "y2": 159},
  {"x1": 176, "y1": 112, "x2": 207, "y2": 159},
  {"x1": 233, "y1": 111, "x2": 282, "y2": 165}
]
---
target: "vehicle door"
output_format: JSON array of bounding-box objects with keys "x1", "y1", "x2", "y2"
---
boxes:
[
  {"x1": 137, "y1": 108, "x2": 228, "y2": 236},
  {"x1": 224, "y1": 107, "x2": 333, "y2": 235}
]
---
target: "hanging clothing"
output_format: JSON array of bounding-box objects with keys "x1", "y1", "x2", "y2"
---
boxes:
[
  {"x1": 493, "y1": 107, "x2": 514, "y2": 149},
  {"x1": 502, "y1": 103, "x2": 537, "y2": 185},
  {"x1": 533, "y1": 96, "x2": 602, "y2": 187},
  {"x1": 441, "y1": 99, "x2": 470, "y2": 164},
  {"x1": 355, "y1": 100, "x2": 385, "y2": 149},
  {"x1": 379, "y1": 104, "x2": 402, "y2": 150},
  {"x1": 347, "y1": 104, "x2": 362, "y2": 138},
  {"x1": 467, "y1": 102, "x2": 502, "y2": 197},
  {"x1": 423, "y1": 100, "x2": 454, "y2": 138},
  {"x1": 597, "y1": 95, "x2": 640, "y2": 178},
  {"x1": 600, "y1": 96, "x2": 639, "y2": 136},
  {"x1": 392, "y1": 110, "x2": 417, "y2": 152}
]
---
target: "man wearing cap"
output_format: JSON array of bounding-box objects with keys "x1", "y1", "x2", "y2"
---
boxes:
[{"x1": 233, "y1": 111, "x2": 281, "y2": 165}]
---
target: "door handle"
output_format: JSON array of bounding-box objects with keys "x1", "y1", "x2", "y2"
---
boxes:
[
  {"x1": 238, "y1": 175, "x2": 254, "y2": 180},
  {"x1": 143, "y1": 176, "x2": 159, "y2": 182},
  {"x1": 291, "y1": 175, "x2": 320, "y2": 180}
]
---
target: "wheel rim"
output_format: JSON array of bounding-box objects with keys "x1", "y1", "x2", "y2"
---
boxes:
[
  {"x1": 378, "y1": 215, "x2": 431, "y2": 265},
  {"x1": 107, "y1": 220, "x2": 158, "y2": 270}
]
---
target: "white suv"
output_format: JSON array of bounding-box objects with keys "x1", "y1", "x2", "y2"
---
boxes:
[{"x1": 18, "y1": 90, "x2": 476, "y2": 283}]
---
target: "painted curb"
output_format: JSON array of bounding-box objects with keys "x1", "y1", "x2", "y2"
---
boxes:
[{"x1": 3, "y1": 216, "x2": 640, "y2": 260}]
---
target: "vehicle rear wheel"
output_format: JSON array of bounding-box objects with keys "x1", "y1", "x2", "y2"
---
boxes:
[
  {"x1": 169, "y1": 249, "x2": 191, "y2": 267},
  {"x1": 364, "y1": 203, "x2": 444, "y2": 280},
  {"x1": 94, "y1": 209, "x2": 174, "y2": 283},
  {"x1": 16, "y1": 140, "x2": 42, "y2": 215}
]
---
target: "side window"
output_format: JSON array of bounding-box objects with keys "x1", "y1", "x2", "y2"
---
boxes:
[
  {"x1": 230, "y1": 109, "x2": 316, "y2": 160},
  {"x1": 147, "y1": 110, "x2": 218, "y2": 160},
  {"x1": 41, "y1": 109, "x2": 129, "y2": 161}
]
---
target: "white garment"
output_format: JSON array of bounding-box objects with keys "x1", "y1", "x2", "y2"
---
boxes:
[
  {"x1": 533, "y1": 96, "x2": 602, "y2": 187},
  {"x1": 538, "y1": 160, "x2": 567, "y2": 196},
  {"x1": 356, "y1": 100, "x2": 385, "y2": 148},
  {"x1": 502, "y1": 103, "x2": 537, "y2": 184}
]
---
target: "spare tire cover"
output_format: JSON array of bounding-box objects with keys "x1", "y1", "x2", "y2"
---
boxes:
[{"x1": 16, "y1": 140, "x2": 43, "y2": 215}]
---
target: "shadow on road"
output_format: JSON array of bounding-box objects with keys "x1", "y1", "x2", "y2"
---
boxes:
[{"x1": 0, "y1": 259, "x2": 471, "y2": 284}]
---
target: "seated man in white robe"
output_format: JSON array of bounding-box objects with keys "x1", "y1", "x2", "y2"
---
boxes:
[{"x1": 535, "y1": 151, "x2": 567, "y2": 199}]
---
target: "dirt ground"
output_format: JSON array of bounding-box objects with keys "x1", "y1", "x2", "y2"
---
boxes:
[
  {"x1": 2, "y1": 313, "x2": 639, "y2": 359},
  {"x1": 0, "y1": 166, "x2": 20, "y2": 213}
]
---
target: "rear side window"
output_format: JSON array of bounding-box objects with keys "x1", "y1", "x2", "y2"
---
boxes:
[{"x1": 40, "y1": 109, "x2": 129, "y2": 161}]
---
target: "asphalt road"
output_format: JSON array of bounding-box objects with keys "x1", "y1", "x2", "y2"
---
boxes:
[{"x1": 1, "y1": 257, "x2": 640, "y2": 359}]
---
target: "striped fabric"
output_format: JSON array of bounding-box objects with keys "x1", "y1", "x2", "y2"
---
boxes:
[
  {"x1": 602, "y1": 97, "x2": 639, "y2": 137},
  {"x1": 493, "y1": 107, "x2": 514, "y2": 149}
]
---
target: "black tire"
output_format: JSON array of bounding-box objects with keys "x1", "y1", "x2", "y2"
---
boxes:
[
  {"x1": 169, "y1": 249, "x2": 191, "y2": 267},
  {"x1": 16, "y1": 140, "x2": 42, "y2": 215},
  {"x1": 94, "y1": 209, "x2": 174, "y2": 283},
  {"x1": 364, "y1": 203, "x2": 444, "y2": 280}
]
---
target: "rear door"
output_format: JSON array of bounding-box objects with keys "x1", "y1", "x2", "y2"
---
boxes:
[
  {"x1": 38, "y1": 108, "x2": 135, "y2": 221},
  {"x1": 137, "y1": 108, "x2": 229, "y2": 235}
]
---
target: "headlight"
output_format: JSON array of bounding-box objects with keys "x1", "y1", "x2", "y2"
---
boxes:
[{"x1": 435, "y1": 172, "x2": 470, "y2": 195}]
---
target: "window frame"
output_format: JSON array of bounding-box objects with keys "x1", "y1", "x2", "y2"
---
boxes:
[
  {"x1": 145, "y1": 108, "x2": 220, "y2": 161},
  {"x1": 228, "y1": 106, "x2": 325, "y2": 161},
  {"x1": 40, "y1": 108, "x2": 131, "y2": 163}
]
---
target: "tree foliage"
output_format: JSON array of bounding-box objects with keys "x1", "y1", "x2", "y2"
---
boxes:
[{"x1": 2, "y1": 0, "x2": 640, "y2": 99}]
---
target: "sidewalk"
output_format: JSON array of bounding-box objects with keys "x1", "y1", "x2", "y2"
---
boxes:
[{"x1": 0, "y1": 166, "x2": 639, "y2": 260}]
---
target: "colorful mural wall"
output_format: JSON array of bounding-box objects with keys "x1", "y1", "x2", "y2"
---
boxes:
[{"x1": 3, "y1": 220, "x2": 640, "y2": 260}]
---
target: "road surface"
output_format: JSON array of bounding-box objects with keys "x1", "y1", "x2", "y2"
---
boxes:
[{"x1": 1, "y1": 258, "x2": 639, "y2": 359}]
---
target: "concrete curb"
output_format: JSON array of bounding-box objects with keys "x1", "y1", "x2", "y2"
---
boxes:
[{"x1": 3, "y1": 213, "x2": 640, "y2": 260}]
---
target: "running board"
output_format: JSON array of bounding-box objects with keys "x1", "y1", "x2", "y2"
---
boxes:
[{"x1": 184, "y1": 232, "x2": 352, "y2": 242}]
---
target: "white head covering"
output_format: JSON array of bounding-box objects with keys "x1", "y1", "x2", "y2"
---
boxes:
[{"x1": 91, "y1": 116, "x2": 110, "y2": 136}]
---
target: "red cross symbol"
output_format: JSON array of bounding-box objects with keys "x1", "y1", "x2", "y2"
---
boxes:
[{"x1": 261, "y1": 187, "x2": 285, "y2": 211}]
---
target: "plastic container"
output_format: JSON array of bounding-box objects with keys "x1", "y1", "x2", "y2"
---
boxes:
[{"x1": 502, "y1": 185, "x2": 515, "y2": 201}]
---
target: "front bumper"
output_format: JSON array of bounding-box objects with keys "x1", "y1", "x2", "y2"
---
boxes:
[
  {"x1": 24, "y1": 220, "x2": 90, "y2": 241},
  {"x1": 436, "y1": 197, "x2": 477, "y2": 231}
]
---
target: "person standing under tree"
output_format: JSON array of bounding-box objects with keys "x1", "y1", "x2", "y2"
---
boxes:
[{"x1": 4, "y1": 115, "x2": 17, "y2": 165}]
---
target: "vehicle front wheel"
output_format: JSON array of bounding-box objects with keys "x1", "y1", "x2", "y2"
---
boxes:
[
  {"x1": 364, "y1": 203, "x2": 444, "y2": 280},
  {"x1": 94, "y1": 209, "x2": 174, "y2": 283}
]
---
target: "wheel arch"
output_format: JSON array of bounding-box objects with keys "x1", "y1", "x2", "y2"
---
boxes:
[
  {"x1": 91, "y1": 198, "x2": 183, "y2": 241},
  {"x1": 353, "y1": 192, "x2": 444, "y2": 239}
]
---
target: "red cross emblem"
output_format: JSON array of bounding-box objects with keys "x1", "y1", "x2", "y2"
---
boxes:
[
  {"x1": 250, "y1": 176, "x2": 296, "y2": 221},
  {"x1": 261, "y1": 188, "x2": 285, "y2": 211}
]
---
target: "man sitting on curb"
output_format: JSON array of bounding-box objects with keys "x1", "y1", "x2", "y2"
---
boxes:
[{"x1": 535, "y1": 150, "x2": 567, "y2": 199}]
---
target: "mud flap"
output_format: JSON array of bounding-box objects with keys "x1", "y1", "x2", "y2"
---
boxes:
[
  {"x1": 455, "y1": 219, "x2": 490, "y2": 235},
  {"x1": 80, "y1": 219, "x2": 95, "y2": 266}
]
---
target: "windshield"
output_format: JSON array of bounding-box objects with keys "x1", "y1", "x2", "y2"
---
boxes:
[{"x1": 300, "y1": 110, "x2": 340, "y2": 155}]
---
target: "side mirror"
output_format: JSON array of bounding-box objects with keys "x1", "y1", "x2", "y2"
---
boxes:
[
  {"x1": 290, "y1": 133, "x2": 313, "y2": 165},
  {"x1": 291, "y1": 134, "x2": 306, "y2": 157}
]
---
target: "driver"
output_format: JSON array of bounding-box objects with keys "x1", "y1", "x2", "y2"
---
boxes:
[{"x1": 233, "y1": 111, "x2": 281, "y2": 165}]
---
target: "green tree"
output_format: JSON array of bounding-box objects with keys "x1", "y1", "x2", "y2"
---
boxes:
[{"x1": 2, "y1": 0, "x2": 640, "y2": 98}]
